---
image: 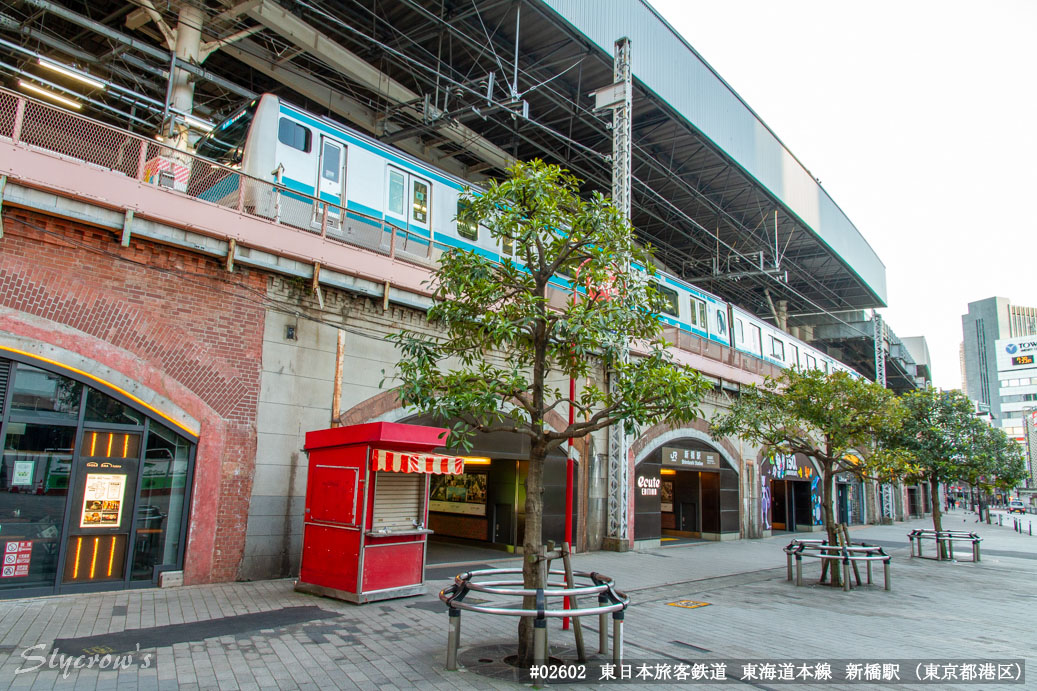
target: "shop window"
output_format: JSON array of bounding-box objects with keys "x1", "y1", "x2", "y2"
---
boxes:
[
  {"x1": 0, "y1": 424, "x2": 75, "y2": 591},
  {"x1": 84, "y1": 389, "x2": 145, "y2": 426},
  {"x1": 9, "y1": 363, "x2": 81, "y2": 421},
  {"x1": 132, "y1": 422, "x2": 191, "y2": 580}
]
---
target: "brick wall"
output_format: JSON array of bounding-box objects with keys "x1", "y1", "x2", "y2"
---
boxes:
[{"x1": 0, "y1": 208, "x2": 265, "y2": 583}]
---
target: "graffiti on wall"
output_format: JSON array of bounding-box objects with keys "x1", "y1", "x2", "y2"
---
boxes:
[
  {"x1": 760, "y1": 478, "x2": 771, "y2": 531},
  {"x1": 761, "y1": 452, "x2": 824, "y2": 528},
  {"x1": 810, "y1": 475, "x2": 822, "y2": 525}
]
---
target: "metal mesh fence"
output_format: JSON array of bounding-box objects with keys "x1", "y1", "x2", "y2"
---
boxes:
[{"x1": 0, "y1": 88, "x2": 434, "y2": 269}]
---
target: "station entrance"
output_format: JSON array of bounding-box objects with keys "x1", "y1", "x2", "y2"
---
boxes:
[{"x1": 634, "y1": 440, "x2": 739, "y2": 543}]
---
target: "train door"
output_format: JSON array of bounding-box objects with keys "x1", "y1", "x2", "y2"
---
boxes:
[
  {"x1": 314, "y1": 137, "x2": 345, "y2": 231},
  {"x1": 385, "y1": 167, "x2": 432, "y2": 252}
]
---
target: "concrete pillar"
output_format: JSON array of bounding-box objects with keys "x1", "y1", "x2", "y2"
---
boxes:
[{"x1": 170, "y1": 3, "x2": 203, "y2": 149}]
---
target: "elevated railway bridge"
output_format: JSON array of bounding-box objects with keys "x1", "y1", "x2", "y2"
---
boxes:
[{"x1": 0, "y1": 0, "x2": 927, "y2": 597}]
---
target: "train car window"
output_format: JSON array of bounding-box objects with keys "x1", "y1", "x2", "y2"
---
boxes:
[
  {"x1": 656, "y1": 284, "x2": 680, "y2": 317},
  {"x1": 278, "y1": 118, "x2": 311, "y2": 152},
  {"x1": 196, "y1": 100, "x2": 257, "y2": 166},
  {"x1": 388, "y1": 169, "x2": 405, "y2": 216},
  {"x1": 456, "y1": 199, "x2": 478, "y2": 240},
  {"x1": 822, "y1": 361, "x2": 830, "y2": 374},
  {"x1": 501, "y1": 235, "x2": 514, "y2": 256},
  {"x1": 770, "y1": 338, "x2": 785, "y2": 361},
  {"x1": 750, "y1": 324, "x2": 762, "y2": 353},
  {"x1": 716, "y1": 309, "x2": 727, "y2": 337},
  {"x1": 806, "y1": 354, "x2": 817, "y2": 369},
  {"x1": 789, "y1": 344, "x2": 800, "y2": 367},
  {"x1": 735, "y1": 319, "x2": 744, "y2": 345},
  {"x1": 412, "y1": 179, "x2": 430, "y2": 224},
  {"x1": 321, "y1": 140, "x2": 341, "y2": 182},
  {"x1": 690, "y1": 298, "x2": 706, "y2": 328}
]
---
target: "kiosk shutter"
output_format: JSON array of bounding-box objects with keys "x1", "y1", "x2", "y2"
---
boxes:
[{"x1": 371, "y1": 471, "x2": 423, "y2": 531}]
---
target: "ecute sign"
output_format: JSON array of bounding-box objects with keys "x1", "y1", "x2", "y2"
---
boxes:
[
  {"x1": 996, "y1": 337, "x2": 1037, "y2": 372},
  {"x1": 637, "y1": 475, "x2": 660, "y2": 497}
]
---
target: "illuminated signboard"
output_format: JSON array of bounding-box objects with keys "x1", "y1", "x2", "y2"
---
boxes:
[{"x1": 1012, "y1": 355, "x2": 1035, "y2": 366}]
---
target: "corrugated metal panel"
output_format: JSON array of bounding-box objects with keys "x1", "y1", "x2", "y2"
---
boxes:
[
  {"x1": 371, "y1": 471, "x2": 423, "y2": 531},
  {"x1": 539, "y1": 0, "x2": 887, "y2": 304}
]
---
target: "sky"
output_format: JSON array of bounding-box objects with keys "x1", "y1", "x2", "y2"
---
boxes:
[{"x1": 649, "y1": 0, "x2": 1037, "y2": 391}]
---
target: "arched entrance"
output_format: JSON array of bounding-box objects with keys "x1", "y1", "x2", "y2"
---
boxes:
[
  {"x1": 760, "y1": 452, "x2": 822, "y2": 533},
  {"x1": 634, "y1": 439, "x2": 739, "y2": 543},
  {"x1": 0, "y1": 353, "x2": 197, "y2": 597}
]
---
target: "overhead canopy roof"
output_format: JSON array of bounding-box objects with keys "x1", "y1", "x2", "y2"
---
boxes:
[{"x1": 0, "y1": 0, "x2": 887, "y2": 320}]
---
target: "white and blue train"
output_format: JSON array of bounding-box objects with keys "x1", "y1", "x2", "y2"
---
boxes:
[{"x1": 195, "y1": 93, "x2": 855, "y2": 378}]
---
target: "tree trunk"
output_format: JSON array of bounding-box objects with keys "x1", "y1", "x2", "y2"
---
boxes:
[
  {"x1": 517, "y1": 446, "x2": 547, "y2": 666},
  {"x1": 820, "y1": 462, "x2": 840, "y2": 587},
  {"x1": 930, "y1": 476, "x2": 945, "y2": 558}
]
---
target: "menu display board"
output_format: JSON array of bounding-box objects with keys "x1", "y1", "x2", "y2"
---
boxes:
[
  {"x1": 429, "y1": 472, "x2": 487, "y2": 516},
  {"x1": 80, "y1": 473, "x2": 127, "y2": 528}
]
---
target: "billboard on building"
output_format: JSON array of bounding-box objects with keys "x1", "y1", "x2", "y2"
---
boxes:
[{"x1": 996, "y1": 336, "x2": 1037, "y2": 373}]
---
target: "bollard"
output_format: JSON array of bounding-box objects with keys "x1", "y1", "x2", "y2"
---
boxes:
[
  {"x1": 972, "y1": 539, "x2": 980, "y2": 563},
  {"x1": 948, "y1": 538, "x2": 954, "y2": 562},
  {"x1": 787, "y1": 550, "x2": 793, "y2": 581},
  {"x1": 842, "y1": 556, "x2": 851, "y2": 592},
  {"x1": 612, "y1": 610, "x2": 624, "y2": 664},
  {"x1": 883, "y1": 558, "x2": 891, "y2": 591},
  {"x1": 446, "y1": 608, "x2": 461, "y2": 671},
  {"x1": 598, "y1": 593, "x2": 609, "y2": 655},
  {"x1": 866, "y1": 558, "x2": 873, "y2": 585},
  {"x1": 795, "y1": 553, "x2": 803, "y2": 586}
]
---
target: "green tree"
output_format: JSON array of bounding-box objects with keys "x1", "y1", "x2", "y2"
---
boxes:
[
  {"x1": 385, "y1": 160, "x2": 711, "y2": 663},
  {"x1": 710, "y1": 368, "x2": 905, "y2": 585},
  {"x1": 887, "y1": 389, "x2": 973, "y2": 536},
  {"x1": 961, "y1": 420, "x2": 1027, "y2": 520}
]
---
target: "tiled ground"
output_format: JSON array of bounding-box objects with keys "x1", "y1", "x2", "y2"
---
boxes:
[{"x1": 0, "y1": 510, "x2": 1032, "y2": 690}]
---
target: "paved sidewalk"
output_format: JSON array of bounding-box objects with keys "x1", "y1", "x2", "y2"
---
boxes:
[{"x1": 0, "y1": 511, "x2": 1032, "y2": 690}]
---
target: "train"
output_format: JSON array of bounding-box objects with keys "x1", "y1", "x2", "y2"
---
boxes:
[{"x1": 193, "y1": 93, "x2": 856, "y2": 378}]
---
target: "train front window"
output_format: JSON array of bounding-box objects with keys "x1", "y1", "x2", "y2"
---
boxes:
[{"x1": 195, "y1": 100, "x2": 257, "y2": 167}]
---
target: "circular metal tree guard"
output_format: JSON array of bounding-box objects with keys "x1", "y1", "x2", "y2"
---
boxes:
[{"x1": 439, "y1": 566, "x2": 629, "y2": 670}]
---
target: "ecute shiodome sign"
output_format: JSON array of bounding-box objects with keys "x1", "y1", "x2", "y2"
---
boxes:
[{"x1": 996, "y1": 336, "x2": 1037, "y2": 372}]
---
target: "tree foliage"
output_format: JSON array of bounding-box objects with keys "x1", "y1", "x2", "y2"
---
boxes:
[
  {"x1": 388, "y1": 160, "x2": 710, "y2": 450},
  {"x1": 885, "y1": 388, "x2": 975, "y2": 533},
  {"x1": 385, "y1": 160, "x2": 711, "y2": 662},
  {"x1": 710, "y1": 368, "x2": 905, "y2": 584}
]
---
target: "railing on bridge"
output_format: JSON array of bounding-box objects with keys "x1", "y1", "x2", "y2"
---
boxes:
[{"x1": 0, "y1": 88, "x2": 437, "y2": 267}]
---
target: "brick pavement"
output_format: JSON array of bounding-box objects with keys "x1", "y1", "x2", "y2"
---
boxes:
[{"x1": 0, "y1": 511, "x2": 1032, "y2": 690}]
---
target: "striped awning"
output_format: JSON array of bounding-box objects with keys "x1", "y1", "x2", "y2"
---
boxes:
[{"x1": 371, "y1": 449, "x2": 465, "y2": 474}]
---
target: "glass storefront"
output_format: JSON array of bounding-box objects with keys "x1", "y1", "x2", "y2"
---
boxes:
[{"x1": 0, "y1": 357, "x2": 196, "y2": 597}]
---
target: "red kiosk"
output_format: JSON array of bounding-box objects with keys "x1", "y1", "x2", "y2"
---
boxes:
[{"x1": 296, "y1": 421, "x2": 465, "y2": 603}]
